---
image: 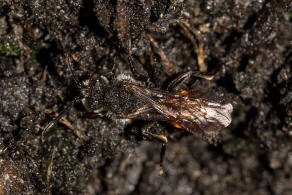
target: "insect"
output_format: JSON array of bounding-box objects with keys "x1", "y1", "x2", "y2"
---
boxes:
[{"x1": 42, "y1": 54, "x2": 233, "y2": 170}]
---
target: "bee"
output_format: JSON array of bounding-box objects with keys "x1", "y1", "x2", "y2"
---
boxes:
[{"x1": 42, "y1": 54, "x2": 233, "y2": 169}]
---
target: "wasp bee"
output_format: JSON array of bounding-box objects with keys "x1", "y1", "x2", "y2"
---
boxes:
[
  {"x1": 42, "y1": 55, "x2": 233, "y2": 169},
  {"x1": 81, "y1": 73, "x2": 233, "y2": 141}
]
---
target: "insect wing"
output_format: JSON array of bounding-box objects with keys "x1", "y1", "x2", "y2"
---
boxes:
[
  {"x1": 128, "y1": 84, "x2": 233, "y2": 142},
  {"x1": 158, "y1": 94, "x2": 233, "y2": 142}
]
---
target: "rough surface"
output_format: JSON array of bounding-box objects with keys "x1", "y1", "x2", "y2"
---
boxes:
[{"x1": 0, "y1": 0, "x2": 292, "y2": 194}]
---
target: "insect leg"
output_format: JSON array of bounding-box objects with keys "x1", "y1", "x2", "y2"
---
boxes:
[
  {"x1": 121, "y1": 106, "x2": 155, "y2": 119},
  {"x1": 141, "y1": 123, "x2": 168, "y2": 174},
  {"x1": 159, "y1": 144, "x2": 166, "y2": 175},
  {"x1": 142, "y1": 131, "x2": 168, "y2": 143},
  {"x1": 167, "y1": 71, "x2": 214, "y2": 90},
  {"x1": 143, "y1": 132, "x2": 168, "y2": 174},
  {"x1": 143, "y1": 131, "x2": 168, "y2": 175},
  {"x1": 126, "y1": 54, "x2": 149, "y2": 81},
  {"x1": 166, "y1": 71, "x2": 192, "y2": 90}
]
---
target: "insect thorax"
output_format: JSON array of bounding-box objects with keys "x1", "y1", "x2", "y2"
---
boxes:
[{"x1": 103, "y1": 83, "x2": 146, "y2": 117}]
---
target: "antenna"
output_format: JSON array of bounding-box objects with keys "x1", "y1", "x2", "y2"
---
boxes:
[
  {"x1": 42, "y1": 54, "x2": 83, "y2": 142},
  {"x1": 63, "y1": 54, "x2": 84, "y2": 91},
  {"x1": 41, "y1": 95, "x2": 82, "y2": 142}
]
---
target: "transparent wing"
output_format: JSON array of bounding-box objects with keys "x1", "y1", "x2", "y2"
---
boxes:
[{"x1": 128, "y1": 84, "x2": 233, "y2": 143}]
